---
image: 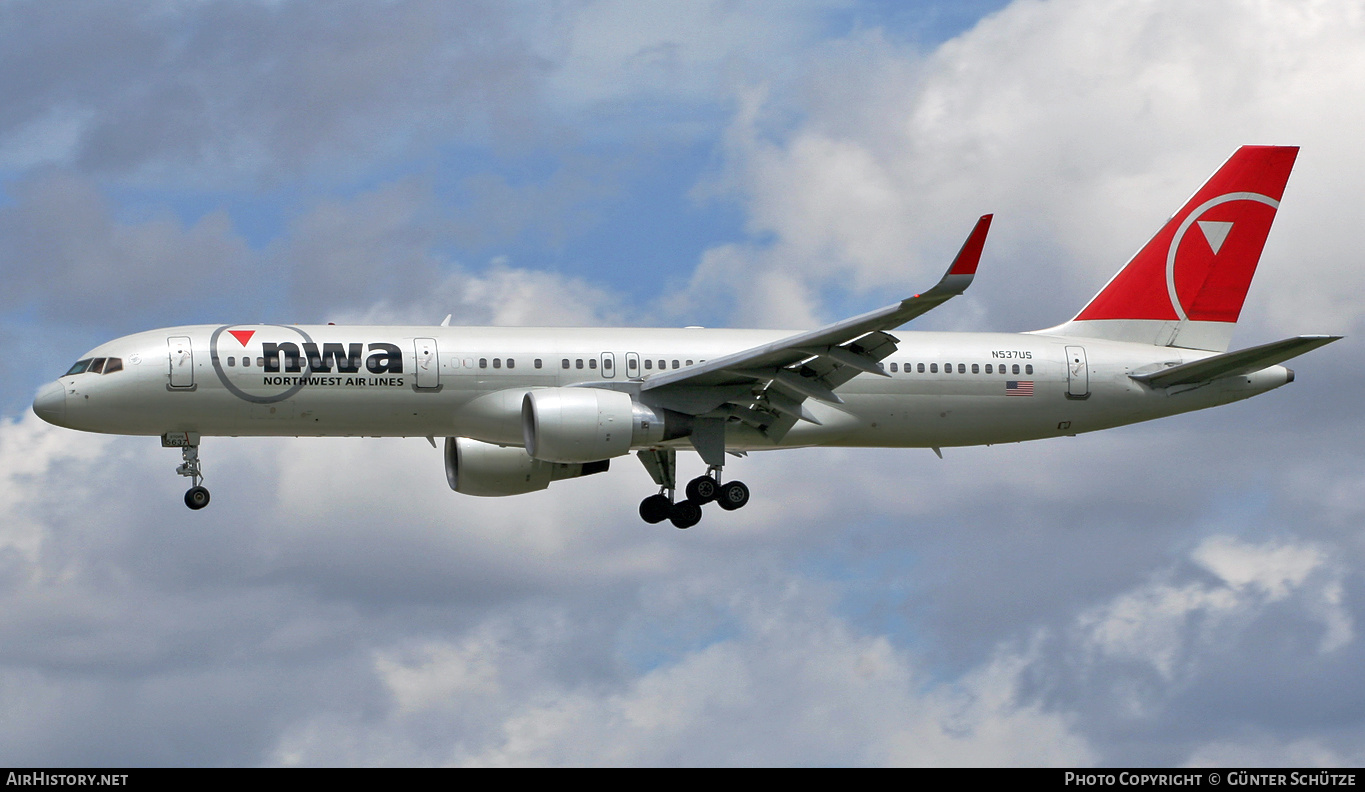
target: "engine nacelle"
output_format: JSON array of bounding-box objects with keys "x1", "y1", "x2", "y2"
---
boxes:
[
  {"x1": 445, "y1": 437, "x2": 608, "y2": 497},
  {"x1": 522, "y1": 387, "x2": 680, "y2": 463}
]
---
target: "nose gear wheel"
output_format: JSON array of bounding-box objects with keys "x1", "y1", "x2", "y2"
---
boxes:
[{"x1": 167, "y1": 433, "x2": 211, "y2": 511}]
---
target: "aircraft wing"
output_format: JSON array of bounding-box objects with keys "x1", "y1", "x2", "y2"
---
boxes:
[
  {"x1": 639, "y1": 215, "x2": 992, "y2": 430},
  {"x1": 1130, "y1": 334, "x2": 1342, "y2": 388}
]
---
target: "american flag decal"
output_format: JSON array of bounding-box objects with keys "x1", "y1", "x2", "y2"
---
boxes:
[{"x1": 1005, "y1": 380, "x2": 1034, "y2": 396}]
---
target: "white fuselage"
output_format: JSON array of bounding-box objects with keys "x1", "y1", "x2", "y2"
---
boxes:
[{"x1": 39, "y1": 323, "x2": 1292, "y2": 452}]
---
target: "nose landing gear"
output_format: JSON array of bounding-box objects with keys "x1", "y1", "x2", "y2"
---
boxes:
[{"x1": 164, "y1": 432, "x2": 210, "y2": 510}]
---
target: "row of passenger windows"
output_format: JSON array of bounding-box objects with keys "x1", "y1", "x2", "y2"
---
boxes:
[
  {"x1": 464, "y1": 357, "x2": 700, "y2": 371},
  {"x1": 73, "y1": 352, "x2": 1025, "y2": 378},
  {"x1": 65, "y1": 357, "x2": 124, "y2": 376},
  {"x1": 220, "y1": 353, "x2": 1025, "y2": 376},
  {"x1": 470, "y1": 357, "x2": 699, "y2": 371},
  {"x1": 889, "y1": 362, "x2": 1034, "y2": 375},
  {"x1": 216, "y1": 354, "x2": 706, "y2": 373}
]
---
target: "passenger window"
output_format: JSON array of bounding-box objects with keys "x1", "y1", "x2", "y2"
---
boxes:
[
  {"x1": 890, "y1": 362, "x2": 898, "y2": 373},
  {"x1": 945, "y1": 363, "x2": 952, "y2": 373},
  {"x1": 589, "y1": 359, "x2": 597, "y2": 369},
  {"x1": 628, "y1": 358, "x2": 637, "y2": 371},
  {"x1": 104, "y1": 357, "x2": 123, "y2": 374},
  {"x1": 930, "y1": 363, "x2": 938, "y2": 373},
  {"x1": 685, "y1": 360, "x2": 693, "y2": 366},
  {"x1": 971, "y1": 364, "x2": 979, "y2": 374},
  {"x1": 65, "y1": 359, "x2": 92, "y2": 376},
  {"x1": 985, "y1": 364, "x2": 993, "y2": 374},
  {"x1": 917, "y1": 363, "x2": 925, "y2": 373},
  {"x1": 562, "y1": 359, "x2": 570, "y2": 369},
  {"x1": 508, "y1": 359, "x2": 515, "y2": 369},
  {"x1": 603, "y1": 358, "x2": 612, "y2": 370},
  {"x1": 257, "y1": 357, "x2": 265, "y2": 367},
  {"x1": 227, "y1": 357, "x2": 235, "y2": 367},
  {"x1": 576, "y1": 359, "x2": 584, "y2": 369},
  {"x1": 645, "y1": 360, "x2": 653, "y2": 370},
  {"x1": 1012, "y1": 364, "x2": 1020, "y2": 374},
  {"x1": 534, "y1": 359, "x2": 542, "y2": 369},
  {"x1": 479, "y1": 358, "x2": 488, "y2": 368},
  {"x1": 1025, "y1": 364, "x2": 1034, "y2": 375},
  {"x1": 493, "y1": 358, "x2": 501, "y2": 369},
  {"x1": 672, "y1": 360, "x2": 680, "y2": 369}
]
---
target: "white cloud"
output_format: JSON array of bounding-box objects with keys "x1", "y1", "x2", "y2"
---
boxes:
[
  {"x1": 0, "y1": 171, "x2": 255, "y2": 325},
  {"x1": 704, "y1": 0, "x2": 1365, "y2": 333},
  {"x1": 0, "y1": 413, "x2": 112, "y2": 563},
  {"x1": 1078, "y1": 535, "x2": 1352, "y2": 680},
  {"x1": 545, "y1": 0, "x2": 842, "y2": 128},
  {"x1": 377, "y1": 635, "x2": 504, "y2": 713},
  {"x1": 279, "y1": 572, "x2": 1097, "y2": 767},
  {"x1": 1185, "y1": 737, "x2": 1365, "y2": 768}
]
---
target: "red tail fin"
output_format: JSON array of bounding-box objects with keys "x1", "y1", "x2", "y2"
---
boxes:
[{"x1": 1060, "y1": 146, "x2": 1298, "y2": 350}]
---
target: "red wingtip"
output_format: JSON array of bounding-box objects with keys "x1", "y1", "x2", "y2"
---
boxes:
[{"x1": 948, "y1": 214, "x2": 993, "y2": 276}]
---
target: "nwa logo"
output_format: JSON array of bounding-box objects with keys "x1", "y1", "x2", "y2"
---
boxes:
[
  {"x1": 261, "y1": 341, "x2": 403, "y2": 374},
  {"x1": 210, "y1": 325, "x2": 407, "y2": 404}
]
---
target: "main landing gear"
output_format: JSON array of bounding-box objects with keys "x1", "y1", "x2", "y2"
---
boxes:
[
  {"x1": 636, "y1": 449, "x2": 750, "y2": 529},
  {"x1": 164, "y1": 432, "x2": 210, "y2": 510}
]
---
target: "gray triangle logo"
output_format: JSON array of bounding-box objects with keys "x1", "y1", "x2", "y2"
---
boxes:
[{"x1": 1197, "y1": 220, "x2": 1233, "y2": 255}]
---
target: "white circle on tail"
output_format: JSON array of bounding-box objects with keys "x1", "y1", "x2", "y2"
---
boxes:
[{"x1": 1165, "y1": 191, "x2": 1278, "y2": 321}]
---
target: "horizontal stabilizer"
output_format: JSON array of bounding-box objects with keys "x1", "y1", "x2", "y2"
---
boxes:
[{"x1": 1131, "y1": 335, "x2": 1341, "y2": 388}]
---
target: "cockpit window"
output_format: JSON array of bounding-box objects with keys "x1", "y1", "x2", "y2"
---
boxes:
[{"x1": 64, "y1": 357, "x2": 124, "y2": 376}]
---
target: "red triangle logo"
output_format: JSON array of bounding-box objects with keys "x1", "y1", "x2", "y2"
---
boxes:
[{"x1": 228, "y1": 329, "x2": 256, "y2": 347}]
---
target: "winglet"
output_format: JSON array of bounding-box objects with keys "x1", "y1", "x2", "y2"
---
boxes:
[
  {"x1": 949, "y1": 214, "x2": 993, "y2": 277},
  {"x1": 918, "y1": 214, "x2": 992, "y2": 299}
]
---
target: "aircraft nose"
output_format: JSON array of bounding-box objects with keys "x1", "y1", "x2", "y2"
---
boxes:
[{"x1": 32, "y1": 381, "x2": 66, "y2": 425}]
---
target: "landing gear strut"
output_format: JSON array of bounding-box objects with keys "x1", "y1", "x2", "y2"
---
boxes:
[
  {"x1": 165, "y1": 432, "x2": 210, "y2": 510},
  {"x1": 637, "y1": 449, "x2": 749, "y2": 528}
]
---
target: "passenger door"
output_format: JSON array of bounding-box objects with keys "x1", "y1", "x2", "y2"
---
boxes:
[
  {"x1": 414, "y1": 337, "x2": 440, "y2": 389},
  {"x1": 1065, "y1": 345, "x2": 1089, "y2": 399},
  {"x1": 168, "y1": 336, "x2": 194, "y2": 389}
]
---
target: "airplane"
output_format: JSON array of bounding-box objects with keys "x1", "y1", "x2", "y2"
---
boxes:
[{"x1": 31, "y1": 145, "x2": 1339, "y2": 528}]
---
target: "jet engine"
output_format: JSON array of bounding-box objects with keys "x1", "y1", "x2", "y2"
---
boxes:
[
  {"x1": 521, "y1": 387, "x2": 685, "y2": 463},
  {"x1": 445, "y1": 437, "x2": 608, "y2": 497}
]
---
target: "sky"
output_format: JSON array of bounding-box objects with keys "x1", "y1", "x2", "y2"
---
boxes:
[{"x1": 1, "y1": 0, "x2": 1363, "y2": 767}]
